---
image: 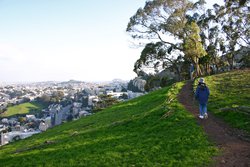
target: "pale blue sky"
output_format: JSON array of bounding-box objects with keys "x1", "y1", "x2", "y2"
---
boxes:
[{"x1": 0, "y1": 0, "x2": 223, "y2": 83}]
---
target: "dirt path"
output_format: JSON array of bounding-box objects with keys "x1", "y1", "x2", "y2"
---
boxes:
[{"x1": 178, "y1": 81, "x2": 250, "y2": 167}]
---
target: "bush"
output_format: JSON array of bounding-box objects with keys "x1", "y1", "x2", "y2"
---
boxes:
[{"x1": 145, "y1": 75, "x2": 175, "y2": 91}]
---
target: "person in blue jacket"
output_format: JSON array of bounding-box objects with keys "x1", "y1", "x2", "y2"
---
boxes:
[
  {"x1": 195, "y1": 78, "x2": 210, "y2": 119},
  {"x1": 190, "y1": 63, "x2": 195, "y2": 81}
]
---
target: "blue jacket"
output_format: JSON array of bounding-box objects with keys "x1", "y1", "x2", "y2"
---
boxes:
[
  {"x1": 195, "y1": 84, "x2": 210, "y2": 104},
  {"x1": 190, "y1": 64, "x2": 194, "y2": 72}
]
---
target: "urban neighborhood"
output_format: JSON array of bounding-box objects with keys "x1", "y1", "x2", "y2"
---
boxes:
[{"x1": 0, "y1": 79, "x2": 144, "y2": 146}]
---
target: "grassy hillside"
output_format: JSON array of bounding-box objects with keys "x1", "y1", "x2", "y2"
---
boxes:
[
  {"x1": 0, "y1": 102, "x2": 46, "y2": 118},
  {"x1": 0, "y1": 83, "x2": 217, "y2": 167},
  {"x1": 194, "y1": 69, "x2": 250, "y2": 133}
]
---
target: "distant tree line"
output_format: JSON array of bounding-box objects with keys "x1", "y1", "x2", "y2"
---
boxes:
[{"x1": 36, "y1": 91, "x2": 65, "y2": 105}]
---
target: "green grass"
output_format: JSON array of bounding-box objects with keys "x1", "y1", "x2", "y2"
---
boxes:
[
  {"x1": 0, "y1": 83, "x2": 217, "y2": 167},
  {"x1": 0, "y1": 102, "x2": 46, "y2": 118},
  {"x1": 194, "y1": 69, "x2": 250, "y2": 133}
]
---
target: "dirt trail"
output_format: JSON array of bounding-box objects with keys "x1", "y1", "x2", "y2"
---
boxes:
[{"x1": 178, "y1": 81, "x2": 250, "y2": 167}]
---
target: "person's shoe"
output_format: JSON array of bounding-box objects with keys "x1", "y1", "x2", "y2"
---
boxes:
[
  {"x1": 199, "y1": 115, "x2": 204, "y2": 119},
  {"x1": 204, "y1": 113, "x2": 208, "y2": 119}
]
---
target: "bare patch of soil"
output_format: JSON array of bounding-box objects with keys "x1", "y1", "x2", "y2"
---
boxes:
[{"x1": 178, "y1": 81, "x2": 250, "y2": 167}]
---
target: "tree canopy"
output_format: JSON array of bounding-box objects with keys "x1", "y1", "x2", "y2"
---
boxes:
[{"x1": 127, "y1": 0, "x2": 250, "y2": 81}]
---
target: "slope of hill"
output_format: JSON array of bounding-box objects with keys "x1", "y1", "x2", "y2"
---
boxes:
[
  {"x1": 0, "y1": 82, "x2": 217, "y2": 166},
  {"x1": 195, "y1": 69, "x2": 250, "y2": 133}
]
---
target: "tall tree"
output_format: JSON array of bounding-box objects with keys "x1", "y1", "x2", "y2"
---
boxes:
[
  {"x1": 197, "y1": 7, "x2": 222, "y2": 73},
  {"x1": 127, "y1": 0, "x2": 207, "y2": 77},
  {"x1": 215, "y1": 0, "x2": 250, "y2": 68},
  {"x1": 183, "y1": 21, "x2": 207, "y2": 76}
]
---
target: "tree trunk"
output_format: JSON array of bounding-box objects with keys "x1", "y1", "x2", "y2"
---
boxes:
[
  {"x1": 174, "y1": 64, "x2": 181, "y2": 81},
  {"x1": 206, "y1": 63, "x2": 211, "y2": 75},
  {"x1": 195, "y1": 63, "x2": 202, "y2": 77}
]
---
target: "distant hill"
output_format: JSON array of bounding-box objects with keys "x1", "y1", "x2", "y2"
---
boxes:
[
  {"x1": 60, "y1": 80, "x2": 85, "y2": 84},
  {"x1": 0, "y1": 82, "x2": 217, "y2": 166}
]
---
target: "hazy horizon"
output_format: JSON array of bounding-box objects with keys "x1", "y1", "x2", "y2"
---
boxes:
[{"x1": 0, "y1": 77, "x2": 133, "y2": 84}]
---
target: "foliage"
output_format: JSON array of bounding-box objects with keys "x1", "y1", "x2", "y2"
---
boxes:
[
  {"x1": 144, "y1": 75, "x2": 161, "y2": 92},
  {"x1": 239, "y1": 51, "x2": 250, "y2": 68},
  {"x1": 201, "y1": 0, "x2": 250, "y2": 69},
  {"x1": 18, "y1": 117, "x2": 27, "y2": 124},
  {"x1": 0, "y1": 82, "x2": 217, "y2": 166},
  {"x1": 128, "y1": 0, "x2": 250, "y2": 79},
  {"x1": 218, "y1": 0, "x2": 250, "y2": 47},
  {"x1": 0, "y1": 102, "x2": 47, "y2": 118},
  {"x1": 134, "y1": 42, "x2": 184, "y2": 81},
  {"x1": 144, "y1": 75, "x2": 174, "y2": 92},
  {"x1": 127, "y1": 0, "x2": 207, "y2": 78},
  {"x1": 93, "y1": 94, "x2": 119, "y2": 113},
  {"x1": 127, "y1": 0, "x2": 196, "y2": 44},
  {"x1": 183, "y1": 21, "x2": 207, "y2": 75},
  {"x1": 37, "y1": 91, "x2": 64, "y2": 105},
  {"x1": 134, "y1": 42, "x2": 169, "y2": 74},
  {"x1": 194, "y1": 70, "x2": 250, "y2": 133}
]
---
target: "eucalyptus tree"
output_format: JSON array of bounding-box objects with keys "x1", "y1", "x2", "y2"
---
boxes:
[
  {"x1": 197, "y1": 7, "x2": 222, "y2": 73},
  {"x1": 183, "y1": 21, "x2": 207, "y2": 75},
  {"x1": 127, "y1": 0, "x2": 207, "y2": 77},
  {"x1": 214, "y1": 0, "x2": 250, "y2": 69}
]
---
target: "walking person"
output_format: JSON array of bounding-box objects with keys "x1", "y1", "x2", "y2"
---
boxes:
[
  {"x1": 190, "y1": 63, "x2": 195, "y2": 81},
  {"x1": 195, "y1": 78, "x2": 210, "y2": 119}
]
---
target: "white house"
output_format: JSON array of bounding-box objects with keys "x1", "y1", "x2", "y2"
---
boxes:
[
  {"x1": 106, "y1": 91, "x2": 125, "y2": 99},
  {"x1": 79, "y1": 111, "x2": 92, "y2": 117},
  {"x1": 26, "y1": 115, "x2": 36, "y2": 121},
  {"x1": 39, "y1": 121, "x2": 48, "y2": 132},
  {"x1": 127, "y1": 91, "x2": 145, "y2": 99}
]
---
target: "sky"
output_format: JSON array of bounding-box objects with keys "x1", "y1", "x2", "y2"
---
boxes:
[{"x1": 0, "y1": 0, "x2": 223, "y2": 83}]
